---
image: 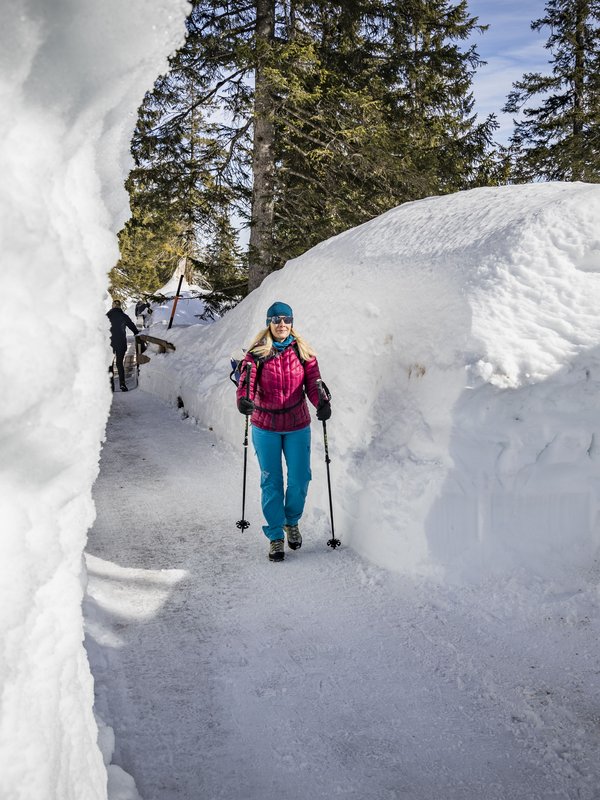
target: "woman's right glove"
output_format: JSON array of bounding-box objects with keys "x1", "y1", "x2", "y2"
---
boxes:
[
  {"x1": 316, "y1": 400, "x2": 331, "y2": 421},
  {"x1": 238, "y1": 397, "x2": 255, "y2": 415}
]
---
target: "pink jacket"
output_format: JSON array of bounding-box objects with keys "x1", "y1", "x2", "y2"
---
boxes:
[{"x1": 236, "y1": 342, "x2": 323, "y2": 431}]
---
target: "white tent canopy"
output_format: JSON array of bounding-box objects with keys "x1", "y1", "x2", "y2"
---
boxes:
[
  {"x1": 134, "y1": 261, "x2": 215, "y2": 328},
  {"x1": 155, "y1": 259, "x2": 205, "y2": 297}
]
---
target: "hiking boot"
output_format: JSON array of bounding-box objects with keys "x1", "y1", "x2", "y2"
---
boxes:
[
  {"x1": 120, "y1": 384, "x2": 128, "y2": 392},
  {"x1": 268, "y1": 539, "x2": 285, "y2": 562},
  {"x1": 284, "y1": 524, "x2": 302, "y2": 550}
]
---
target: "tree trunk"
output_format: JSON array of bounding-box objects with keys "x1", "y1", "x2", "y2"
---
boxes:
[
  {"x1": 248, "y1": 0, "x2": 276, "y2": 292},
  {"x1": 572, "y1": 0, "x2": 587, "y2": 180}
]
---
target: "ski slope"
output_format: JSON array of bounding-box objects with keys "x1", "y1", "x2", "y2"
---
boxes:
[{"x1": 85, "y1": 390, "x2": 600, "y2": 800}]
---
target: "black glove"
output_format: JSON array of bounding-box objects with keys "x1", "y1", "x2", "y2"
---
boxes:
[
  {"x1": 316, "y1": 400, "x2": 331, "y2": 421},
  {"x1": 238, "y1": 397, "x2": 255, "y2": 416}
]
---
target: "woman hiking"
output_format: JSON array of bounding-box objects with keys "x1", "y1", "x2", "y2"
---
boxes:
[{"x1": 236, "y1": 301, "x2": 331, "y2": 561}]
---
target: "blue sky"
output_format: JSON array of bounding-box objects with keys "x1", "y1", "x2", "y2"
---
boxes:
[{"x1": 467, "y1": 0, "x2": 550, "y2": 143}]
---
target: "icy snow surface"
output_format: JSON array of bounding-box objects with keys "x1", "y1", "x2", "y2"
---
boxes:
[
  {"x1": 86, "y1": 182, "x2": 600, "y2": 799},
  {"x1": 139, "y1": 182, "x2": 600, "y2": 582},
  {"x1": 86, "y1": 389, "x2": 600, "y2": 800},
  {"x1": 0, "y1": 2, "x2": 188, "y2": 799}
]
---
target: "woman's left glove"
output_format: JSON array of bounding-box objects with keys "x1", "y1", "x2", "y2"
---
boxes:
[{"x1": 316, "y1": 401, "x2": 331, "y2": 421}]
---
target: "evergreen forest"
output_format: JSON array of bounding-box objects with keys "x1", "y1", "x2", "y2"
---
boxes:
[{"x1": 110, "y1": 0, "x2": 600, "y2": 304}]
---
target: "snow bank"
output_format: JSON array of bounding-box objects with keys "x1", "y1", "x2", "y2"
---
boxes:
[
  {"x1": 0, "y1": 1, "x2": 188, "y2": 798},
  {"x1": 140, "y1": 182, "x2": 600, "y2": 583}
]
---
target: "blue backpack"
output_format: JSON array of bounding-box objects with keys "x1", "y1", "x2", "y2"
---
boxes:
[{"x1": 229, "y1": 349, "x2": 249, "y2": 386}]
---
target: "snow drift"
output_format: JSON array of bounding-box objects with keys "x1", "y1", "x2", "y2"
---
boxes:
[
  {"x1": 0, "y1": 2, "x2": 188, "y2": 798},
  {"x1": 140, "y1": 182, "x2": 600, "y2": 582}
]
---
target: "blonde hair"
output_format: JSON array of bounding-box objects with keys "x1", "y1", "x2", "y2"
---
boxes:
[{"x1": 248, "y1": 327, "x2": 316, "y2": 362}]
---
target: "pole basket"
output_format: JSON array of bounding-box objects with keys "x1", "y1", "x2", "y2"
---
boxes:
[
  {"x1": 327, "y1": 536, "x2": 341, "y2": 549},
  {"x1": 236, "y1": 518, "x2": 250, "y2": 531}
]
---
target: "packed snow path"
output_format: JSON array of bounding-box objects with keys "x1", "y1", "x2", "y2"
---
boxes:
[{"x1": 85, "y1": 390, "x2": 600, "y2": 800}]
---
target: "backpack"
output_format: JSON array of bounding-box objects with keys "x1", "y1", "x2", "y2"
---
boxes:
[{"x1": 229, "y1": 349, "x2": 248, "y2": 386}]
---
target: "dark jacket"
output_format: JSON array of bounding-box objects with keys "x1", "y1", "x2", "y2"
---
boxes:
[{"x1": 107, "y1": 307, "x2": 139, "y2": 352}]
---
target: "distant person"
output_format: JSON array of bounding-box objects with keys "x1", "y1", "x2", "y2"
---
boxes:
[
  {"x1": 107, "y1": 300, "x2": 139, "y2": 392},
  {"x1": 135, "y1": 299, "x2": 152, "y2": 329},
  {"x1": 236, "y1": 301, "x2": 331, "y2": 561}
]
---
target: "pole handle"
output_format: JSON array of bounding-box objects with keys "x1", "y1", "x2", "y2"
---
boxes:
[
  {"x1": 316, "y1": 378, "x2": 331, "y2": 403},
  {"x1": 244, "y1": 362, "x2": 252, "y2": 399}
]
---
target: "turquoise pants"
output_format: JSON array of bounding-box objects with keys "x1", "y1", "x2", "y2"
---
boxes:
[{"x1": 251, "y1": 425, "x2": 312, "y2": 541}]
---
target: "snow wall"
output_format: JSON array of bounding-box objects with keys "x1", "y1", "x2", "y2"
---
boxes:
[
  {"x1": 141, "y1": 182, "x2": 600, "y2": 583},
  {"x1": 0, "y1": 2, "x2": 188, "y2": 798}
]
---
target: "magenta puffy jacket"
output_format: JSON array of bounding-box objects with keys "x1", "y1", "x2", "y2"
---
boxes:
[{"x1": 236, "y1": 343, "x2": 323, "y2": 432}]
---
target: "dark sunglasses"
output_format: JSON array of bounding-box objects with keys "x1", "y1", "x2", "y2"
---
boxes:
[{"x1": 269, "y1": 315, "x2": 293, "y2": 325}]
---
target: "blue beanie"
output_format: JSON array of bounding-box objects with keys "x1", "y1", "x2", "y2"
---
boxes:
[{"x1": 266, "y1": 301, "x2": 293, "y2": 325}]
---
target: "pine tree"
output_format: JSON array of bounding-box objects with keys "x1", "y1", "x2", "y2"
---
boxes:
[
  {"x1": 383, "y1": 0, "x2": 498, "y2": 193},
  {"x1": 270, "y1": 0, "x2": 498, "y2": 263},
  {"x1": 504, "y1": 0, "x2": 600, "y2": 181},
  {"x1": 271, "y1": 2, "x2": 397, "y2": 260},
  {"x1": 112, "y1": 197, "x2": 184, "y2": 299},
  {"x1": 115, "y1": 0, "x2": 497, "y2": 295},
  {"x1": 111, "y1": 8, "x2": 249, "y2": 299},
  {"x1": 198, "y1": 203, "x2": 247, "y2": 291}
]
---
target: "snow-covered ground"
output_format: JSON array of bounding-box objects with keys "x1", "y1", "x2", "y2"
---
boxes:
[
  {"x1": 86, "y1": 388, "x2": 600, "y2": 800},
  {"x1": 84, "y1": 181, "x2": 600, "y2": 799},
  {"x1": 3, "y1": 7, "x2": 600, "y2": 796}
]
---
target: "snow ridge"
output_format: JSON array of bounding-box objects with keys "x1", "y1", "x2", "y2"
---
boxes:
[
  {"x1": 0, "y1": 2, "x2": 189, "y2": 798},
  {"x1": 140, "y1": 183, "x2": 600, "y2": 582}
]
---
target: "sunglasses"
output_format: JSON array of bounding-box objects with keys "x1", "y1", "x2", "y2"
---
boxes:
[{"x1": 269, "y1": 315, "x2": 293, "y2": 325}]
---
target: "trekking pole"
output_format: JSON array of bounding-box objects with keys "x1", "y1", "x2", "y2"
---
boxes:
[
  {"x1": 236, "y1": 363, "x2": 252, "y2": 531},
  {"x1": 316, "y1": 379, "x2": 341, "y2": 549}
]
